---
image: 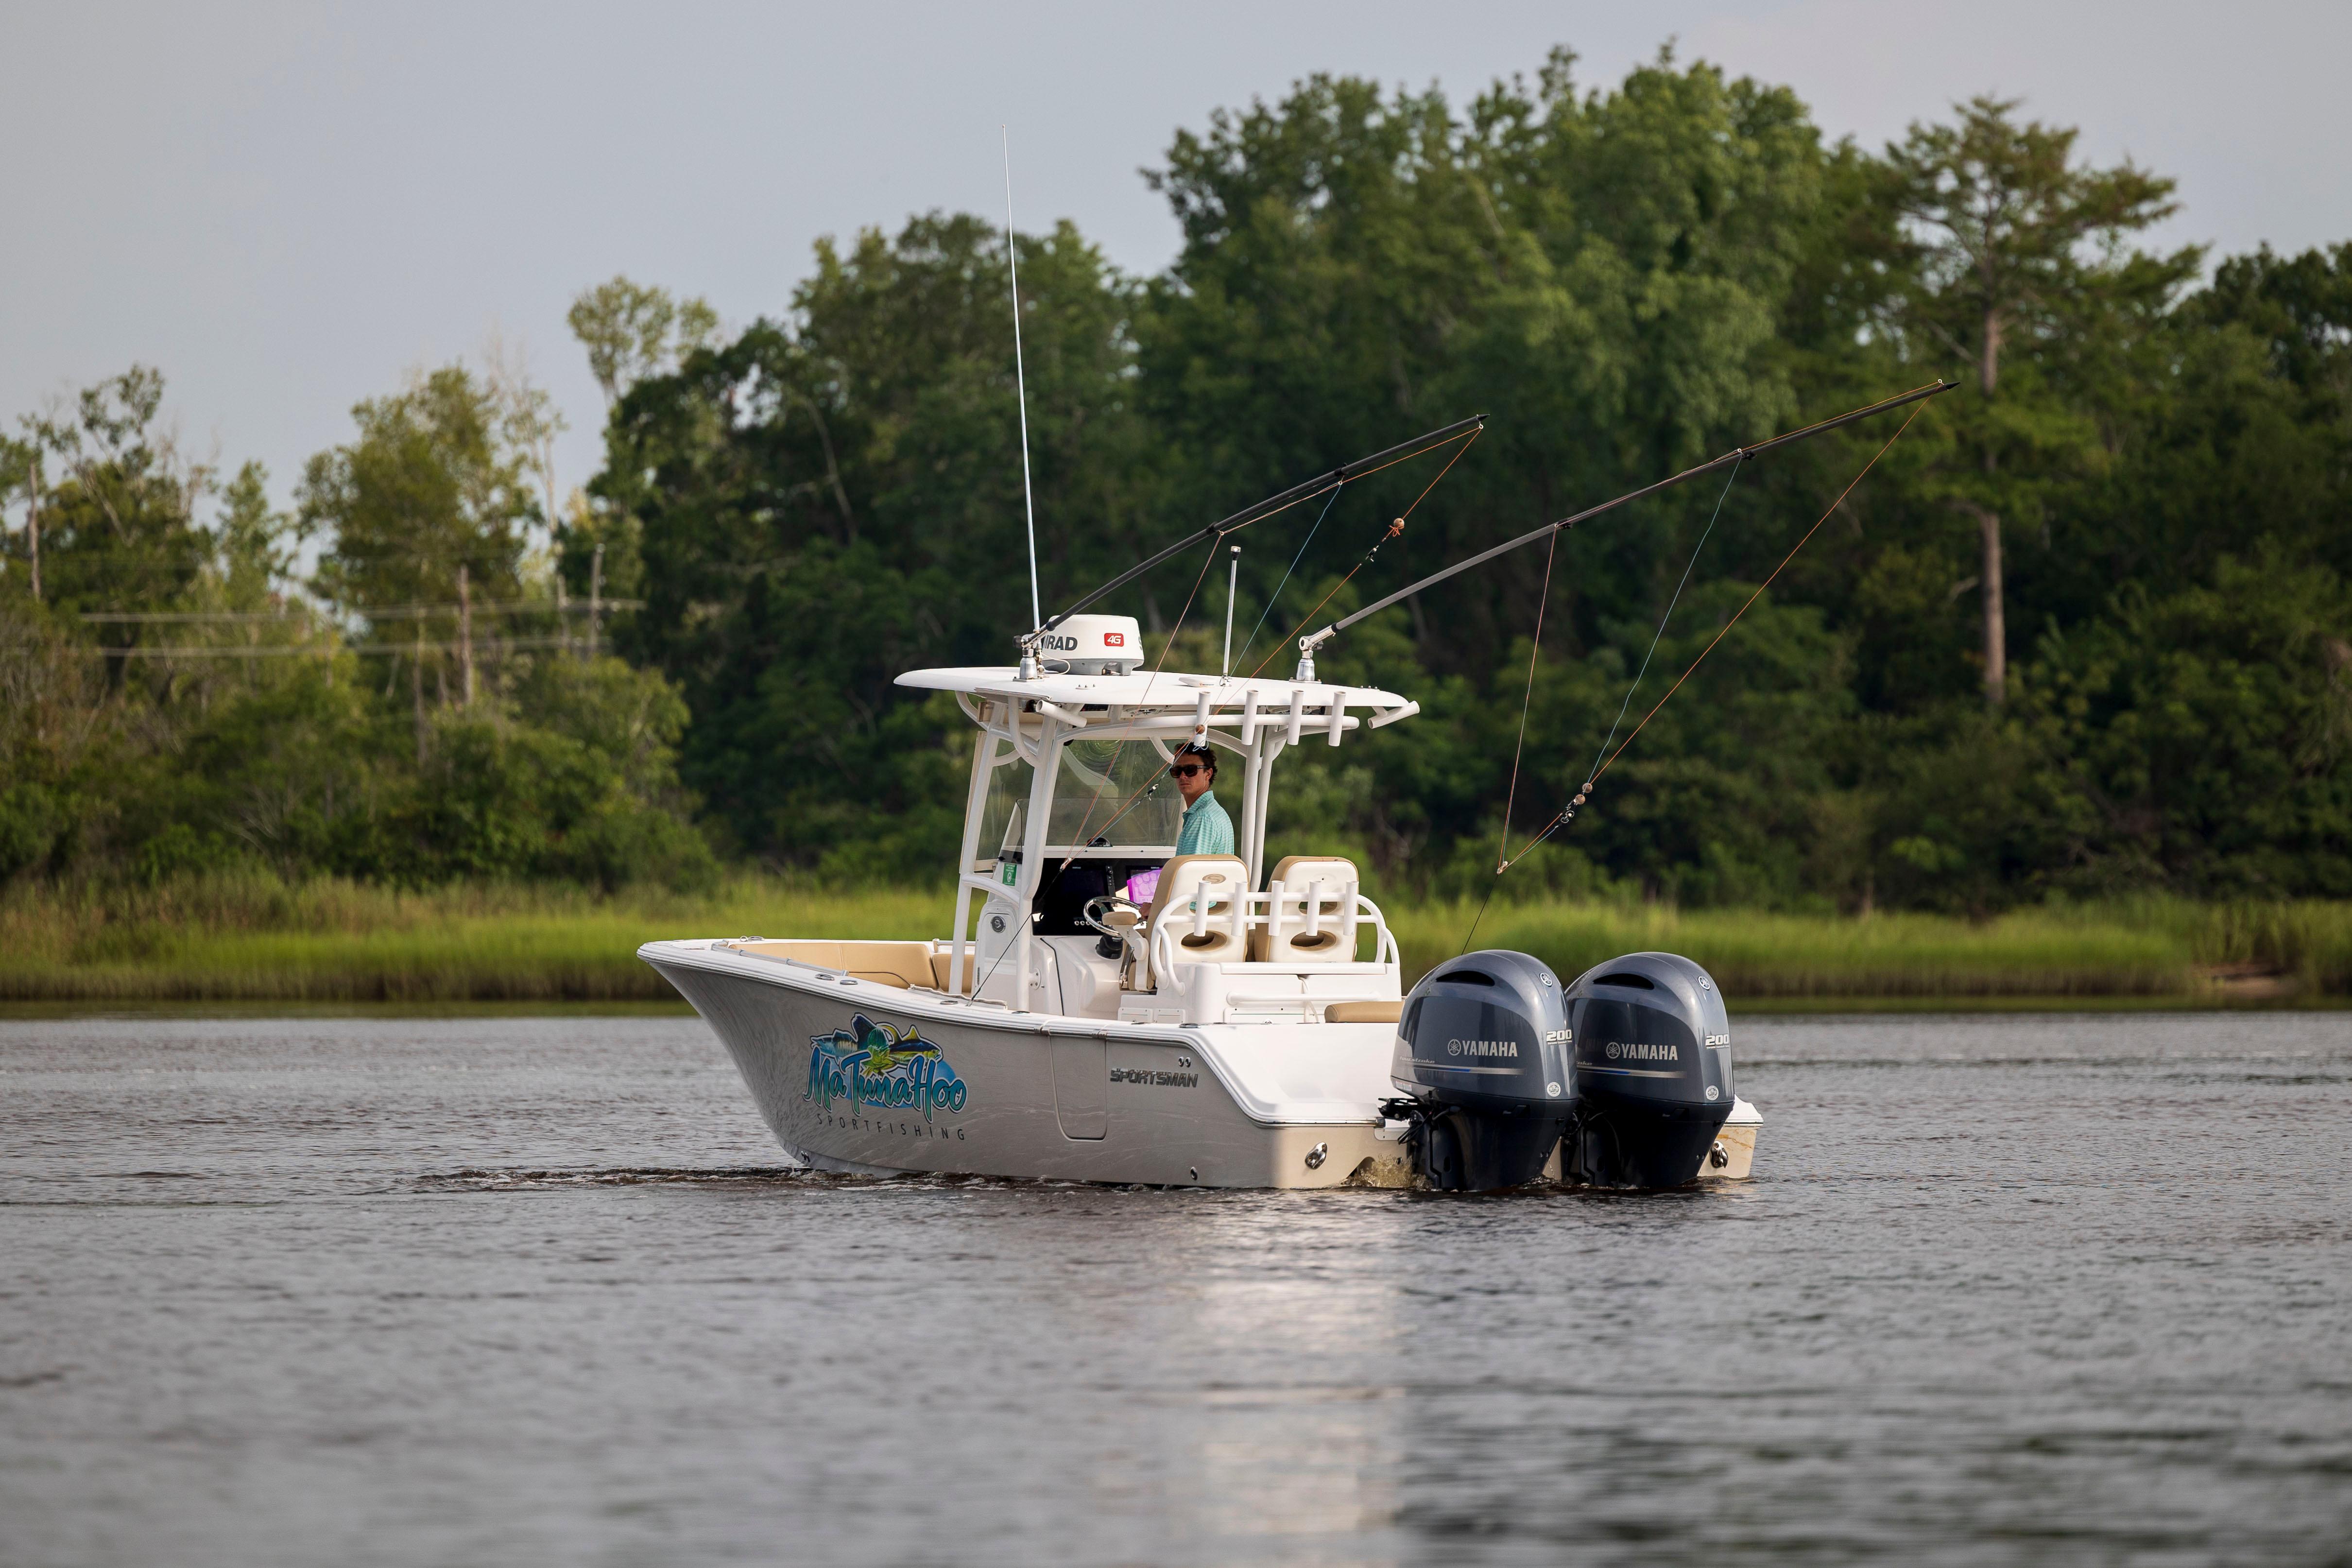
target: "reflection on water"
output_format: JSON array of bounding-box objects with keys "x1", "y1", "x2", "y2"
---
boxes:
[{"x1": 2, "y1": 1011, "x2": 2349, "y2": 1566}]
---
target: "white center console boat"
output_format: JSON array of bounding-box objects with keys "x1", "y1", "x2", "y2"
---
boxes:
[{"x1": 640, "y1": 615, "x2": 1763, "y2": 1190}]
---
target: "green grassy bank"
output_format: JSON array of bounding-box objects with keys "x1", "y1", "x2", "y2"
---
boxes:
[{"x1": 3, "y1": 874, "x2": 2349, "y2": 1006}]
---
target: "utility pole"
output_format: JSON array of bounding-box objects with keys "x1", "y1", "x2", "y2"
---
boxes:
[
  {"x1": 1976, "y1": 323, "x2": 2007, "y2": 707},
  {"x1": 412, "y1": 624, "x2": 427, "y2": 763},
  {"x1": 456, "y1": 563, "x2": 475, "y2": 706},
  {"x1": 25, "y1": 449, "x2": 41, "y2": 603},
  {"x1": 588, "y1": 542, "x2": 604, "y2": 660}
]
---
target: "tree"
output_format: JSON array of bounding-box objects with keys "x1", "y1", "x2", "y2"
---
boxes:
[
  {"x1": 482, "y1": 332, "x2": 571, "y2": 542},
  {"x1": 206, "y1": 461, "x2": 300, "y2": 604},
  {"x1": 1140, "y1": 50, "x2": 1829, "y2": 690},
  {"x1": 1887, "y1": 97, "x2": 2190, "y2": 705},
  {"x1": 9, "y1": 368, "x2": 214, "y2": 677},
  {"x1": 588, "y1": 213, "x2": 1150, "y2": 865},
  {"x1": 301, "y1": 365, "x2": 539, "y2": 740},
  {"x1": 2027, "y1": 554, "x2": 2352, "y2": 896},
  {"x1": 0, "y1": 432, "x2": 34, "y2": 601},
  {"x1": 568, "y1": 276, "x2": 720, "y2": 407}
]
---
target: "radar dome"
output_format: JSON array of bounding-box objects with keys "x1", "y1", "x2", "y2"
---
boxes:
[{"x1": 1031, "y1": 614, "x2": 1143, "y2": 675}]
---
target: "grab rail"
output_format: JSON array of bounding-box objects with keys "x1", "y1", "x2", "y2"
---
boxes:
[{"x1": 1145, "y1": 885, "x2": 1398, "y2": 977}]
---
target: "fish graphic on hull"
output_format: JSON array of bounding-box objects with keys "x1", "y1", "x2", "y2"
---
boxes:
[{"x1": 806, "y1": 1014, "x2": 970, "y2": 1120}]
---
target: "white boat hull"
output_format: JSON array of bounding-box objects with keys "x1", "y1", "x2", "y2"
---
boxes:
[
  {"x1": 642, "y1": 941, "x2": 1411, "y2": 1189},
  {"x1": 642, "y1": 939, "x2": 1761, "y2": 1190}
]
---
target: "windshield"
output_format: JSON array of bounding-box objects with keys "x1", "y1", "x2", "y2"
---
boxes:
[
  {"x1": 976, "y1": 749, "x2": 1031, "y2": 870},
  {"x1": 1048, "y1": 738, "x2": 1182, "y2": 848}
]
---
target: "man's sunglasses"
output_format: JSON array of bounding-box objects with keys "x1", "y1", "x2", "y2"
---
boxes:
[{"x1": 1168, "y1": 763, "x2": 1210, "y2": 779}]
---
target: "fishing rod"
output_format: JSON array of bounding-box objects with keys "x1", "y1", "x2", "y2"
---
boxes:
[
  {"x1": 1289, "y1": 380, "x2": 1955, "y2": 676},
  {"x1": 1031, "y1": 413, "x2": 1486, "y2": 639}
]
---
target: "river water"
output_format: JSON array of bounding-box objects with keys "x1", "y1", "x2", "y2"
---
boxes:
[{"x1": 2, "y1": 1009, "x2": 2347, "y2": 1566}]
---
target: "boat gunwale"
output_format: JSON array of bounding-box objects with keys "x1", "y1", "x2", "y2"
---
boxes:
[{"x1": 638, "y1": 938, "x2": 1393, "y2": 1129}]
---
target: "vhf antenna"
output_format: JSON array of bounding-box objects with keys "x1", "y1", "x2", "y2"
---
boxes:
[{"x1": 1003, "y1": 126, "x2": 1043, "y2": 672}]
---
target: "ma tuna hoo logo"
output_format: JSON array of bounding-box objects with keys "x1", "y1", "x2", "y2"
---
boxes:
[{"x1": 807, "y1": 1015, "x2": 969, "y2": 1120}]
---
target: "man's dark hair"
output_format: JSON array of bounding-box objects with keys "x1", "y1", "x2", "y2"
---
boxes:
[{"x1": 1177, "y1": 741, "x2": 1216, "y2": 776}]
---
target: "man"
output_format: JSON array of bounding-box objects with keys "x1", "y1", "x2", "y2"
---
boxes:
[{"x1": 1168, "y1": 742, "x2": 1234, "y2": 858}]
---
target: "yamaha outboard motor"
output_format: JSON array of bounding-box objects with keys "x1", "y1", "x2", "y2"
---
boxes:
[
  {"x1": 1559, "y1": 951, "x2": 1734, "y2": 1189},
  {"x1": 1388, "y1": 950, "x2": 1573, "y2": 1190},
  {"x1": 1391, "y1": 948, "x2": 1735, "y2": 1191}
]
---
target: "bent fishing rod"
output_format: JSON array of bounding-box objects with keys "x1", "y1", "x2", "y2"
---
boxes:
[
  {"x1": 1288, "y1": 379, "x2": 1955, "y2": 676},
  {"x1": 1029, "y1": 414, "x2": 1487, "y2": 642}
]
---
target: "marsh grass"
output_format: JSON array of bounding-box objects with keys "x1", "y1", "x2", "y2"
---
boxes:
[
  {"x1": 3, "y1": 869, "x2": 2348, "y2": 1004},
  {"x1": 1390, "y1": 902, "x2": 2186, "y2": 997},
  {"x1": 0, "y1": 873, "x2": 938, "y2": 1002}
]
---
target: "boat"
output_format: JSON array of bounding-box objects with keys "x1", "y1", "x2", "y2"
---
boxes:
[
  {"x1": 636, "y1": 355, "x2": 1955, "y2": 1190},
  {"x1": 638, "y1": 611, "x2": 1765, "y2": 1190}
]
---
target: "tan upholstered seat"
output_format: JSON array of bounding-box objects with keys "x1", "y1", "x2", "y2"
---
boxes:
[
  {"x1": 1133, "y1": 854, "x2": 1249, "y2": 989},
  {"x1": 1325, "y1": 999, "x2": 1402, "y2": 1023},
  {"x1": 930, "y1": 949, "x2": 979, "y2": 995},
  {"x1": 734, "y1": 940, "x2": 936, "y2": 990},
  {"x1": 1254, "y1": 855, "x2": 1362, "y2": 964}
]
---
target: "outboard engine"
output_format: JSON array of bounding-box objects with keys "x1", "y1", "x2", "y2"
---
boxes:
[
  {"x1": 1388, "y1": 950, "x2": 1573, "y2": 1190},
  {"x1": 1391, "y1": 948, "x2": 1736, "y2": 1191},
  {"x1": 1559, "y1": 951, "x2": 1735, "y2": 1188}
]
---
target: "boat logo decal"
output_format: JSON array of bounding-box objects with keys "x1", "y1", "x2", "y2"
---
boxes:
[
  {"x1": 806, "y1": 1015, "x2": 969, "y2": 1120},
  {"x1": 1445, "y1": 1038, "x2": 1518, "y2": 1057},
  {"x1": 1110, "y1": 1066, "x2": 1199, "y2": 1088},
  {"x1": 1604, "y1": 1041, "x2": 1679, "y2": 1061}
]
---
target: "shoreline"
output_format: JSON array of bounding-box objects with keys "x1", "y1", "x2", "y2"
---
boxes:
[
  {"x1": 5, "y1": 878, "x2": 2346, "y2": 1012},
  {"x1": 1, "y1": 993, "x2": 2340, "y2": 1020}
]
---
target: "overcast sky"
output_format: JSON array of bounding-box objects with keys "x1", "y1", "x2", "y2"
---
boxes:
[{"x1": 5, "y1": 0, "x2": 2346, "y2": 515}]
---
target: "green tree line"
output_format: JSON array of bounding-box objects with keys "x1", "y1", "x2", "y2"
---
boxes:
[{"x1": 7, "y1": 46, "x2": 2350, "y2": 913}]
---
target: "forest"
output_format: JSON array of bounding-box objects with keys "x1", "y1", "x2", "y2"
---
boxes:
[{"x1": 6, "y1": 48, "x2": 2350, "y2": 923}]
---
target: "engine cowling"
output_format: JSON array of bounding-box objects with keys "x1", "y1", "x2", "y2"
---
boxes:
[
  {"x1": 1390, "y1": 948, "x2": 1736, "y2": 1190},
  {"x1": 1389, "y1": 950, "x2": 1572, "y2": 1190},
  {"x1": 1560, "y1": 951, "x2": 1734, "y2": 1188}
]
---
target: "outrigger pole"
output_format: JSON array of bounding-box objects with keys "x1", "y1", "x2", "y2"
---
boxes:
[
  {"x1": 1004, "y1": 128, "x2": 1043, "y2": 637},
  {"x1": 1291, "y1": 380, "x2": 1956, "y2": 674},
  {"x1": 1032, "y1": 414, "x2": 1487, "y2": 638}
]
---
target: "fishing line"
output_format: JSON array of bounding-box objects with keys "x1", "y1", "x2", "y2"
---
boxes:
[
  {"x1": 1041, "y1": 419, "x2": 1483, "y2": 633},
  {"x1": 1458, "y1": 879, "x2": 1500, "y2": 957},
  {"x1": 1248, "y1": 426, "x2": 1481, "y2": 680},
  {"x1": 1015, "y1": 429, "x2": 1481, "y2": 984},
  {"x1": 1487, "y1": 457, "x2": 1732, "y2": 882},
  {"x1": 1230, "y1": 481, "x2": 1345, "y2": 676},
  {"x1": 1582, "y1": 461, "x2": 1744, "y2": 799},
  {"x1": 985, "y1": 423, "x2": 1481, "y2": 997},
  {"x1": 1500, "y1": 399, "x2": 1927, "y2": 872},
  {"x1": 1494, "y1": 529, "x2": 1561, "y2": 872},
  {"x1": 1030, "y1": 425, "x2": 1475, "y2": 987},
  {"x1": 1587, "y1": 401, "x2": 1925, "y2": 790}
]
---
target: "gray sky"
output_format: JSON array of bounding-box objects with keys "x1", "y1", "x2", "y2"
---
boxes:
[{"x1": 5, "y1": 0, "x2": 2346, "y2": 517}]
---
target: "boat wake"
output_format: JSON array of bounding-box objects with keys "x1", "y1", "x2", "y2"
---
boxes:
[
  {"x1": 416, "y1": 1165, "x2": 818, "y2": 1191},
  {"x1": 411, "y1": 1165, "x2": 1077, "y2": 1192}
]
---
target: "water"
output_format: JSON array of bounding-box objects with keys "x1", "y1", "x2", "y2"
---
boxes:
[{"x1": 2, "y1": 1009, "x2": 2348, "y2": 1567}]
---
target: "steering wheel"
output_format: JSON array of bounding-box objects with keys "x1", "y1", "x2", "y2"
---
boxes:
[{"x1": 1080, "y1": 893, "x2": 1142, "y2": 943}]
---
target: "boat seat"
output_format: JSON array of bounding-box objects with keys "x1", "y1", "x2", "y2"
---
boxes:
[
  {"x1": 733, "y1": 939, "x2": 935, "y2": 990},
  {"x1": 1253, "y1": 855, "x2": 1362, "y2": 964},
  {"x1": 930, "y1": 949, "x2": 979, "y2": 995},
  {"x1": 1326, "y1": 999, "x2": 1402, "y2": 1023},
  {"x1": 1132, "y1": 854, "x2": 1249, "y2": 989}
]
